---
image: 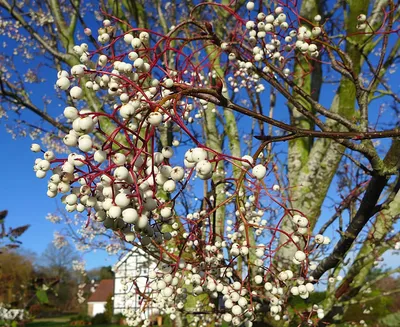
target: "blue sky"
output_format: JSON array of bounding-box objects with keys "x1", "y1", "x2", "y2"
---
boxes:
[{"x1": 0, "y1": 128, "x2": 117, "y2": 269}]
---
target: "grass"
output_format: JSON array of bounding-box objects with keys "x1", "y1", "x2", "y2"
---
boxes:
[
  {"x1": 29, "y1": 317, "x2": 70, "y2": 323},
  {"x1": 26, "y1": 323, "x2": 121, "y2": 327},
  {"x1": 25, "y1": 314, "x2": 123, "y2": 327}
]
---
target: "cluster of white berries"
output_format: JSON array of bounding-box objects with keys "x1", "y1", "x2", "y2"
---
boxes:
[
  {"x1": 120, "y1": 261, "x2": 244, "y2": 326},
  {"x1": 356, "y1": 14, "x2": 368, "y2": 30},
  {"x1": 30, "y1": 11, "x2": 342, "y2": 326},
  {"x1": 291, "y1": 214, "x2": 309, "y2": 236},
  {"x1": 290, "y1": 276, "x2": 315, "y2": 299},
  {"x1": 213, "y1": 4, "x2": 328, "y2": 100},
  {"x1": 313, "y1": 305, "x2": 326, "y2": 320},
  {"x1": 119, "y1": 263, "x2": 184, "y2": 326},
  {"x1": 314, "y1": 233, "x2": 332, "y2": 245},
  {"x1": 227, "y1": 65, "x2": 265, "y2": 93},
  {"x1": 32, "y1": 13, "x2": 280, "y2": 274},
  {"x1": 32, "y1": 89, "x2": 270, "y2": 249},
  {"x1": 218, "y1": 3, "x2": 325, "y2": 85},
  {"x1": 33, "y1": 137, "x2": 183, "y2": 246},
  {"x1": 35, "y1": 15, "x2": 235, "y2": 246}
]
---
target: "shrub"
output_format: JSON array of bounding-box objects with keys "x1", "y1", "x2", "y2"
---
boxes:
[
  {"x1": 28, "y1": 304, "x2": 41, "y2": 317},
  {"x1": 379, "y1": 312, "x2": 400, "y2": 327},
  {"x1": 104, "y1": 295, "x2": 113, "y2": 323},
  {"x1": 91, "y1": 312, "x2": 110, "y2": 324},
  {"x1": 111, "y1": 313, "x2": 124, "y2": 324},
  {"x1": 69, "y1": 313, "x2": 92, "y2": 326}
]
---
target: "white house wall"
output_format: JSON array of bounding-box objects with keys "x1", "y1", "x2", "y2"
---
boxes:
[
  {"x1": 88, "y1": 301, "x2": 107, "y2": 316},
  {"x1": 113, "y1": 249, "x2": 156, "y2": 318}
]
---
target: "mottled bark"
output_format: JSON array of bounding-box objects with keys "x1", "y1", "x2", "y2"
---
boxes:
[
  {"x1": 319, "y1": 187, "x2": 400, "y2": 326},
  {"x1": 279, "y1": 0, "x2": 370, "y2": 263}
]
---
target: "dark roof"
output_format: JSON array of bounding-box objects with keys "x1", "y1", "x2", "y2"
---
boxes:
[{"x1": 87, "y1": 279, "x2": 114, "y2": 302}]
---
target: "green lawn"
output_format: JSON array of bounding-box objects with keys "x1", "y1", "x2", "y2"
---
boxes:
[
  {"x1": 24, "y1": 315, "x2": 123, "y2": 327},
  {"x1": 26, "y1": 322, "x2": 121, "y2": 327}
]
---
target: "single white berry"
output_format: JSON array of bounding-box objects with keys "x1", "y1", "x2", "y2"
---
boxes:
[
  {"x1": 78, "y1": 116, "x2": 95, "y2": 133},
  {"x1": 122, "y1": 208, "x2": 138, "y2": 224},
  {"x1": 125, "y1": 233, "x2": 135, "y2": 242},
  {"x1": 191, "y1": 148, "x2": 208, "y2": 162},
  {"x1": 297, "y1": 216, "x2": 309, "y2": 227},
  {"x1": 63, "y1": 134, "x2": 78, "y2": 147},
  {"x1": 65, "y1": 193, "x2": 78, "y2": 205},
  {"x1": 36, "y1": 170, "x2": 47, "y2": 179},
  {"x1": 56, "y1": 77, "x2": 71, "y2": 90},
  {"x1": 128, "y1": 52, "x2": 138, "y2": 61},
  {"x1": 252, "y1": 164, "x2": 267, "y2": 179},
  {"x1": 94, "y1": 150, "x2": 107, "y2": 163},
  {"x1": 254, "y1": 275, "x2": 263, "y2": 284},
  {"x1": 115, "y1": 193, "x2": 130, "y2": 208},
  {"x1": 112, "y1": 153, "x2": 126, "y2": 166},
  {"x1": 171, "y1": 166, "x2": 185, "y2": 181},
  {"x1": 278, "y1": 271, "x2": 288, "y2": 281},
  {"x1": 64, "y1": 106, "x2": 78, "y2": 120},
  {"x1": 57, "y1": 182, "x2": 70, "y2": 193},
  {"x1": 195, "y1": 160, "x2": 213, "y2": 175},
  {"x1": 223, "y1": 313, "x2": 232, "y2": 322},
  {"x1": 109, "y1": 205, "x2": 122, "y2": 219},
  {"x1": 291, "y1": 286, "x2": 299, "y2": 295},
  {"x1": 31, "y1": 144, "x2": 41, "y2": 152},
  {"x1": 294, "y1": 250, "x2": 306, "y2": 262},
  {"x1": 98, "y1": 33, "x2": 110, "y2": 44},
  {"x1": 147, "y1": 112, "x2": 163, "y2": 126},
  {"x1": 71, "y1": 65, "x2": 85, "y2": 77},
  {"x1": 305, "y1": 283, "x2": 314, "y2": 292},
  {"x1": 312, "y1": 26, "x2": 322, "y2": 36},
  {"x1": 160, "y1": 207, "x2": 173, "y2": 219},
  {"x1": 357, "y1": 14, "x2": 367, "y2": 22},
  {"x1": 139, "y1": 31, "x2": 149, "y2": 41},
  {"x1": 161, "y1": 146, "x2": 174, "y2": 158},
  {"x1": 231, "y1": 305, "x2": 242, "y2": 316},
  {"x1": 315, "y1": 234, "x2": 324, "y2": 244},
  {"x1": 57, "y1": 70, "x2": 69, "y2": 78},
  {"x1": 124, "y1": 34, "x2": 133, "y2": 44},
  {"x1": 246, "y1": 2, "x2": 255, "y2": 10},
  {"x1": 78, "y1": 136, "x2": 93, "y2": 152},
  {"x1": 114, "y1": 166, "x2": 129, "y2": 180},
  {"x1": 163, "y1": 180, "x2": 176, "y2": 193},
  {"x1": 120, "y1": 103, "x2": 135, "y2": 118},
  {"x1": 164, "y1": 78, "x2": 174, "y2": 88},
  {"x1": 137, "y1": 214, "x2": 149, "y2": 229},
  {"x1": 323, "y1": 236, "x2": 331, "y2": 245},
  {"x1": 70, "y1": 86, "x2": 83, "y2": 99},
  {"x1": 246, "y1": 21, "x2": 255, "y2": 30}
]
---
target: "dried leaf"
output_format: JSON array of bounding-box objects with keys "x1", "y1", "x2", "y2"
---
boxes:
[
  {"x1": 9, "y1": 225, "x2": 30, "y2": 238},
  {"x1": 0, "y1": 210, "x2": 8, "y2": 220}
]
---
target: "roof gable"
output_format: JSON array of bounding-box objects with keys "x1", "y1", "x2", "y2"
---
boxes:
[
  {"x1": 87, "y1": 279, "x2": 114, "y2": 302},
  {"x1": 112, "y1": 247, "x2": 150, "y2": 272}
]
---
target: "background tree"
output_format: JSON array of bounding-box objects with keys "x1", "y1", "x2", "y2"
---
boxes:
[
  {"x1": 40, "y1": 242, "x2": 79, "y2": 276},
  {"x1": 1, "y1": 1, "x2": 399, "y2": 327},
  {"x1": 38, "y1": 242, "x2": 81, "y2": 313},
  {"x1": 87, "y1": 266, "x2": 114, "y2": 281},
  {"x1": 0, "y1": 249, "x2": 34, "y2": 307}
]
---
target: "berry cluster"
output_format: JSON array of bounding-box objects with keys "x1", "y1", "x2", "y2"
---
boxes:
[{"x1": 31, "y1": 3, "x2": 337, "y2": 325}]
